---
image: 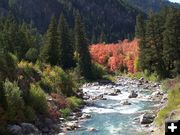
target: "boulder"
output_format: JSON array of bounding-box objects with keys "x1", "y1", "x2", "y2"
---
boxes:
[
  {"x1": 87, "y1": 127, "x2": 96, "y2": 132},
  {"x1": 68, "y1": 115, "x2": 78, "y2": 121},
  {"x1": 8, "y1": 123, "x2": 40, "y2": 135},
  {"x1": 128, "y1": 91, "x2": 138, "y2": 98},
  {"x1": 80, "y1": 113, "x2": 91, "y2": 119},
  {"x1": 21, "y1": 123, "x2": 39, "y2": 134},
  {"x1": 75, "y1": 112, "x2": 83, "y2": 117},
  {"x1": 114, "y1": 89, "x2": 122, "y2": 94},
  {"x1": 139, "y1": 77, "x2": 144, "y2": 81},
  {"x1": 65, "y1": 121, "x2": 79, "y2": 130},
  {"x1": 83, "y1": 95, "x2": 90, "y2": 100},
  {"x1": 122, "y1": 100, "x2": 131, "y2": 105},
  {"x1": 102, "y1": 97, "x2": 107, "y2": 100},
  {"x1": 140, "y1": 113, "x2": 156, "y2": 124},
  {"x1": 161, "y1": 94, "x2": 168, "y2": 103},
  {"x1": 109, "y1": 92, "x2": 118, "y2": 96},
  {"x1": 92, "y1": 94, "x2": 104, "y2": 100},
  {"x1": 151, "y1": 91, "x2": 163, "y2": 99},
  {"x1": 7, "y1": 125, "x2": 22, "y2": 135},
  {"x1": 44, "y1": 118, "x2": 54, "y2": 127}
]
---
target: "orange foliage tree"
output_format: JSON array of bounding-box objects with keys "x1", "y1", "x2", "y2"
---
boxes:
[{"x1": 89, "y1": 39, "x2": 140, "y2": 73}]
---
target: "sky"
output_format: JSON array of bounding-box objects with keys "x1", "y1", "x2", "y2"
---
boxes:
[{"x1": 169, "y1": 0, "x2": 180, "y2": 3}]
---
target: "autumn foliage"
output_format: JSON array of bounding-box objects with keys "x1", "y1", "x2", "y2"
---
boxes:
[{"x1": 89, "y1": 39, "x2": 140, "y2": 73}]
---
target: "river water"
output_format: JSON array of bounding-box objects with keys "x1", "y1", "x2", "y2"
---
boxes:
[{"x1": 68, "y1": 77, "x2": 158, "y2": 135}]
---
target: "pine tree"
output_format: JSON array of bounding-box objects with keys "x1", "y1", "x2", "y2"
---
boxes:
[
  {"x1": 74, "y1": 13, "x2": 92, "y2": 79},
  {"x1": 135, "y1": 14, "x2": 148, "y2": 71},
  {"x1": 145, "y1": 13, "x2": 166, "y2": 77},
  {"x1": 58, "y1": 14, "x2": 74, "y2": 69},
  {"x1": 40, "y1": 16, "x2": 59, "y2": 65},
  {"x1": 163, "y1": 8, "x2": 180, "y2": 77}
]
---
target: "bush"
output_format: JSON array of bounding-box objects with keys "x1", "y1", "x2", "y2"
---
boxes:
[
  {"x1": 155, "y1": 83, "x2": 180, "y2": 126},
  {"x1": 28, "y1": 84, "x2": 48, "y2": 114},
  {"x1": 25, "y1": 48, "x2": 38, "y2": 62},
  {"x1": 67, "y1": 96, "x2": 82, "y2": 109},
  {"x1": 3, "y1": 80, "x2": 24, "y2": 121},
  {"x1": 0, "y1": 53, "x2": 18, "y2": 81},
  {"x1": 18, "y1": 61, "x2": 41, "y2": 79},
  {"x1": 24, "y1": 106, "x2": 36, "y2": 122},
  {"x1": 59, "y1": 108, "x2": 71, "y2": 119},
  {"x1": 41, "y1": 65, "x2": 76, "y2": 96},
  {"x1": 91, "y1": 62, "x2": 107, "y2": 79}
]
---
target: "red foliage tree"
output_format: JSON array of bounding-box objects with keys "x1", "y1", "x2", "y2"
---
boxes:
[{"x1": 89, "y1": 39, "x2": 139, "y2": 73}]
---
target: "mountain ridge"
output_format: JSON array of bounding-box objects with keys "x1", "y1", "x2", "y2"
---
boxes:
[{"x1": 0, "y1": 0, "x2": 179, "y2": 42}]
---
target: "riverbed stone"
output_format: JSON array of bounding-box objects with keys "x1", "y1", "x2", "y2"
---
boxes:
[
  {"x1": 109, "y1": 92, "x2": 118, "y2": 96},
  {"x1": 122, "y1": 100, "x2": 131, "y2": 105},
  {"x1": 87, "y1": 127, "x2": 96, "y2": 132},
  {"x1": 65, "y1": 121, "x2": 79, "y2": 130},
  {"x1": 128, "y1": 91, "x2": 138, "y2": 98},
  {"x1": 140, "y1": 113, "x2": 156, "y2": 124},
  {"x1": 80, "y1": 113, "x2": 91, "y2": 119},
  {"x1": 114, "y1": 89, "x2": 121, "y2": 94}
]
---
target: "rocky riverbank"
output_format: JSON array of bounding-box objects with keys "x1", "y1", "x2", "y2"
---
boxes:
[
  {"x1": 7, "y1": 76, "x2": 167, "y2": 135},
  {"x1": 67, "y1": 76, "x2": 167, "y2": 135}
]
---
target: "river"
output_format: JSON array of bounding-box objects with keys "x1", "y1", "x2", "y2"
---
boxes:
[{"x1": 67, "y1": 77, "x2": 161, "y2": 135}]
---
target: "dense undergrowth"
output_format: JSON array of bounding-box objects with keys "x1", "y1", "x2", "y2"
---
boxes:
[{"x1": 0, "y1": 58, "x2": 81, "y2": 134}]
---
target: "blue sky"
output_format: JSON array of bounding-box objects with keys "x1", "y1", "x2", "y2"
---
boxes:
[{"x1": 169, "y1": 0, "x2": 180, "y2": 3}]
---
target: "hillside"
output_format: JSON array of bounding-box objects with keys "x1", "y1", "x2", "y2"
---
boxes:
[
  {"x1": 125, "y1": 0, "x2": 180, "y2": 13},
  {"x1": 0, "y1": 0, "x2": 143, "y2": 42}
]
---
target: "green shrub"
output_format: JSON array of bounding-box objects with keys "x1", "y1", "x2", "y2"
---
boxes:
[
  {"x1": 28, "y1": 84, "x2": 48, "y2": 114},
  {"x1": 25, "y1": 48, "x2": 38, "y2": 62},
  {"x1": 3, "y1": 80, "x2": 24, "y2": 121},
  {"x1": 18, "y1": 61, "x2": 41, "y2": 79},
  {"x1": 67, "y1": 96, "x2": 82, "y2": 109},
  {"x1": 24, "y1": 106, "x2": 36, "y2": 122},
  {"x1": 59, "y1": 108, "x2": 71, "y2": 119},
  {"x1": 0, "y1": 53, "x2": 18, "y2": 81},
  {"x1": 155, "y1": 83, "x2": 180, "y2": 126},
  {"x1": 41, "y1": 66, "x2": 76, "y2": 96},
  {"x1": 91, "y1": 62, "x2": 107, "y2": 79}
]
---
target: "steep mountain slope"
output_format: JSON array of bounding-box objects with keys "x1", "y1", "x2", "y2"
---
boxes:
[
  {"x1": 125, "y1": 0, "x2": 180, "y2": 13},
  {"x1": 0, "y1": 0, "x2": 143, "y2": 42}
]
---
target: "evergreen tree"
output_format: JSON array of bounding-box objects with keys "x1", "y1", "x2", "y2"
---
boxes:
[
  {"x1": 40, "y1": 16, "x2": 59, "y2": 65},
  {"x1": 135, "y1": 14, "x2": 148, "y2": 71},
  {"x1": 74, "y1": 13, "x2": 93, "y2": 79},
  {"x1": 58, "y1": 14, "x2": 74, "y2": 69},
  {"x1": 145, "y1": 13, "x2": 166, "y2": 77},
  {"x1": 99, "y1": 31, "x2": 106, "y2": 43},
  {"x1": 163, "y1": 8, "x2": 180, "y2": 77}
]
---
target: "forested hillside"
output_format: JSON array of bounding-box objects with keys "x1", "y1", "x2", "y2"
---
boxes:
[
  {"x1": 125, "y1": 0, "x2": 180, "y2": 13},
  {"x1": 0, "y1": 0, "x2": 143, "y2": 42}
]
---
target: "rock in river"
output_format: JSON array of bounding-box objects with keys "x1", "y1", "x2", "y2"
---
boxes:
[
  {"x1": 140, "y1": 113, "x2": 156, "y2": 124},
  {"x1": 109, "y1": 92, "x2": 118, "y2": 96},
  {"x1": 128, "y1": 91, "x2": 138, "y2": 98},
  {"x1": 122, "y1": 100, "x2": 131, "y2": 105}
]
